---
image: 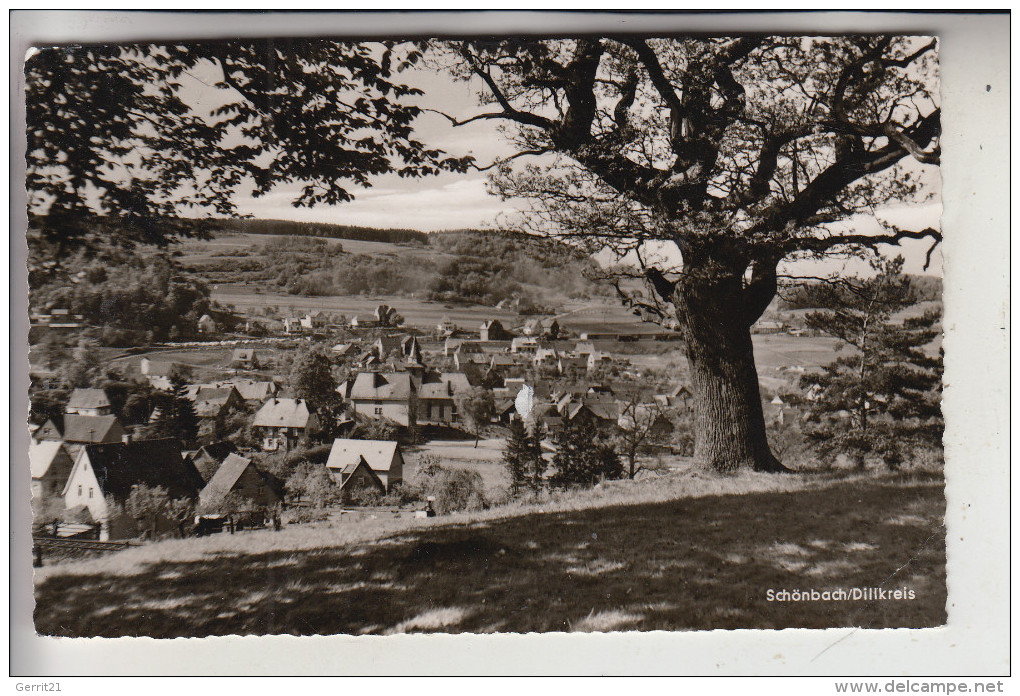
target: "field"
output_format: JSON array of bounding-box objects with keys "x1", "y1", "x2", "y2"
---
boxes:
[
  {"x1": 408, "y1": 438, "x2": 511, "y2": 494},
  {"x1": 177, "y1": 231, "x2": 594, "y2": 328},
  {"x1": 33, "y1": 470, "x2": 946, "y2": 637},
  {"x1": 211, "y1": 284, "x2": 522, "y2": 331}
]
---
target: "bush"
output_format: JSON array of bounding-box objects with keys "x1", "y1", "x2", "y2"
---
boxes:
[
  {"x1": 409, "y1": 458, "x2": 488, "y2": 515},
  {"x1": 285, "y1": 461, "x2": 337, "y2": 508},
  {"x1": 345, "y1": 486, "x2": 384, "y2": 507},
  {"x1": 284, "y1": 507, "x2": 329, "y2": 525}
]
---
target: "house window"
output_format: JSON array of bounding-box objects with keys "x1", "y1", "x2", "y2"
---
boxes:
[
  {"x1": 374, "y1": 407, "x2": 383, "y2": 415},
  {"x1": 88, "y1": 488, "x2": 93, "y2": 499},
  {"x1": 77, "y1": 485, "x2": 82, "y2": 496}
]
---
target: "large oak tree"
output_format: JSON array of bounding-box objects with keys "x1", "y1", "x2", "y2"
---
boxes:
[{"x1": 437, "y1": 36, "x2": 941, "y2": 472}]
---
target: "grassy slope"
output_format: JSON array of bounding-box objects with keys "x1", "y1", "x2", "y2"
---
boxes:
[{"x1": 34, "y1": 471, "x2": 945, "y2": 637}]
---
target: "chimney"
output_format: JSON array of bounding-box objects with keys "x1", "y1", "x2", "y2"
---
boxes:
[{"x1": 122, "y1": 431, "x2": 132, "y2": 444}]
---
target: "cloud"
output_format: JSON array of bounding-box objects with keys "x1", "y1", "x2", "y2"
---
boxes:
[{"x1": 236, "y1": 176, "x2": 509, "y2": 232}]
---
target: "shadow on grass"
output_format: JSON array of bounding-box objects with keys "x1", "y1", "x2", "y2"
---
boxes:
[{"x1": 35, "y1": 477, "x2": 946, "y2": 637}]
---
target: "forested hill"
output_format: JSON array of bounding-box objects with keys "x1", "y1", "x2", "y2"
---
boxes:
[
  {"x1": 779, "y1": 274, "x2": 943, "y2": 309},
  {"x1": 213, "y1": 218, "x2": 428, "y2": 245}
]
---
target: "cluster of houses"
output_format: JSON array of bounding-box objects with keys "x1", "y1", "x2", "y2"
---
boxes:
[
  {"x1": 28, "y1": 307, "x2": 829, "y2": 541},
  {"x1": 28, "y1": 386, "x2": 410, "y2": 540},
  {"x1": 247, "y1": 303, "x2": 405, "y2": 337}
]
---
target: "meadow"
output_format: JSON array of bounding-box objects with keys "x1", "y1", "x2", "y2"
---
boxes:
[
  {"x1": 33, "y1": 469, "x2": 946, "y2": 637},
  {"x1": 211, "y1": 284, "x2": 522, "y2": 331}
]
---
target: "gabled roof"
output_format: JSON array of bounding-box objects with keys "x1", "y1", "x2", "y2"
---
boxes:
[
  {"x1": 30, "y1": 440, "x2": 71, "y2": 479},
  {"x1": 192, "y1": 441, "x2": 239, "y2": 482},
  {"x1": 66, "y1": 388, "x2": 110, "y2": 411},
  {"x1": 335, "y1": 456, "x2": 386, "y2": 492},
  {"x1": 418, "y1": 381, "x2": 454, "y2": 399},
  {"x1": 227, "y1": 380, "x2": 277, "y2": 401},
  {"x1": 199, "y1": 453, "x2": 253, "y2": 506},
  {"x1": 199, "y1": 453, "x2": 282, "y2": 506},
  {"x1": 375, "y1": 336, "x2": 402, "y2": 357},
  {"x1": 582, "y1": 400, "x2": 622, "y2": 422},
  {"x1": 61, "y1": 414, "x2": 123, "y2": 443},
  {"x1": 667, "y1": 384, "x2": 693, "y2": 398},
  {"x1": 253, "y1": 398, "x2": 314, "y2": 428},
  {"x1": 33, "y1": 419, "x2": 64, "y2": 441},
  {"x1": 72, "y1": 438, "x2": 203, "y2": 501},
  {"x1": 191, "y1": 386, "x2": 240, "y2": 403},
  {"x1": 326, "y1": 438, "x2": 401, "y2": 475},
  {"x1": 141, "y1": 359, "x2": 182, "y2": 376},
  {"x1": 419, "y1": 371, "x2": 471, "y2": 400},
  {"x1": 494, "y1": 398, "x2": 517, "y2": 415},
  {"x1": 349, "y1": 372, "x2": 414, "y2": 401}
]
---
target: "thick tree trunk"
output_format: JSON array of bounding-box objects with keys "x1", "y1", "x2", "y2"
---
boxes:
[{"x1": 672, "y1": 262, "x2": 788, "y2": 473}]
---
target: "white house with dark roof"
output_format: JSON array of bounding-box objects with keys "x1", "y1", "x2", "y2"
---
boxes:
[
  {"x1": 198, "y1": 314, "x2": 218, "y2": 333},
  {"x1": 231, "y1": 348, "x2": 263, "y2": 369},
  {"x1": 325, "y1": 438, "x2": 404, "y2": 491},
  {"x1": 252, "y1": 398, "x2": 318, "y2": 451},
  {"x1": 480, "y1": 319, "x2": 512, "y2": 341},
  {"x1": 62, "y1": 438, "x2": 202, "y2": 538},
  {"x1": 417, "y1": 372, "x2": 472, "y2": 425},
  {"x1": 343, "y1": 372, "x2": 417, "y2": 427}
]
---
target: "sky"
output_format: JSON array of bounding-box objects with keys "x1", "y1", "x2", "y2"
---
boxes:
[{"x1": 211, "y1": 46, "x2": 942, "y2": 276}]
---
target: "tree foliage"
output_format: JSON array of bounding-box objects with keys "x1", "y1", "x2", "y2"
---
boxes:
[
  {"x1": 26, "y1": 40, "x2": 472, "y2": 252},
  {"x1": 800, "y1": 258, "x2": 943, "y2": 469},
  {"x1": 58, "y1": 338, "x2": 103, "y2": 388},
  {"x1": 410, "y1": 455, "x2": 488, "y2": 514},
  {"x1": 31, "y1": 249, "x2": 212, "y2": 341},
  {"x1": 285, "y1": 461, "x2": 337, "y2": 508},
  {"x1": 454, "y1": 386, "x2": 495, "y2": 446},
  {"x1": 436, "y1": 35, "x2": 940, "y2": 472},
  {"x1": 503, "y1": 418, "x2": 545, "y2": 496},
  {"x1": 145, "y1": 376, "x2": 199, "y2": 445},
  {"x1": 551, "y1": 418, "x2": 622, "y2": 488}
]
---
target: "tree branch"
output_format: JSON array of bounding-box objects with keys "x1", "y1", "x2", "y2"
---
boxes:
[
  {"x1": 459, "y1": 45, "x2": 555, "y2": 131},
  {"x1": 789, "y1": 226, "x2": 942, "y2": 256}
]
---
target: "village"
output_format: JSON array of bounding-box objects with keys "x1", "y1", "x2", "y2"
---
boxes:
[
  {"x1": 19, "y1": 23, "x2": 971, "y2": 650},
  {"x1": 28, "y1": 300, "x2": 822, "y2": 548}
]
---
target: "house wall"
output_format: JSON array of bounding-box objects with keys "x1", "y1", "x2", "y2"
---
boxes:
[
  {"x1": 62, "y1": 452, "x2": 109, "y2": 524},
  {"x1": 418, "y1": 399, "x2": 458, "y2": 424},
  {"x1": 340, "y1": 467, "x2": 385, "y2": 500},
  {"x1": 258, "y1": 426, "x2": 305, "y2": 451},
  {"x1": 381, "y1": 452, "x2": 404, "y2": 490},
  {"x1": 211, "y1": 466, "x2": 281, "y2": 508},
  {"x1": 351, "y1": 399, "x2": 413, "y2": 427}
]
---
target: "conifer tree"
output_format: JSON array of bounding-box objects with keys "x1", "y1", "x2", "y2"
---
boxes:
[
  {"x1": 147, "y1": 375, "x2": 199, "y2": 445},
  {"x1": 526, "y1": 422, "x2": 547, "y2": 493},
  {"x1": 502, "y1": 418, "x2": 531, "y2": 497},
  {"x1": 801, "y1": 258, "x2": 943, "y2": 469},
  {"x1": 551, "y1": 418, "x2": 622, "y2": 488}
]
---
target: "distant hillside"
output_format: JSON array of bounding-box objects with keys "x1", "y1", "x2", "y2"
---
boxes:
[
  {"x1": 213, "y1": 218, "x2": 428, "y2": 245},
  {"x1": 778, "y1": 274, "x2": 942, "y2": 310}
]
